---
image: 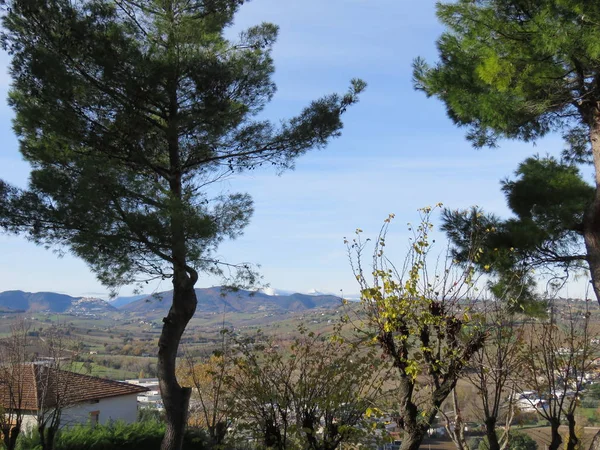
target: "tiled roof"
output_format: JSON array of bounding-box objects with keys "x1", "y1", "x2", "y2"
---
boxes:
[{"x1": 0, "y1": 364, "x2": 149, "y2": 411}]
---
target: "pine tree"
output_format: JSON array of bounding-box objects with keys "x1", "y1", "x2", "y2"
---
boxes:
[
  {"x1": 0, "y1": 1, "x2": 365, "y2": 448},
  {"x1": 414, "y1": 0, "x2": 600, "y2": 302}
]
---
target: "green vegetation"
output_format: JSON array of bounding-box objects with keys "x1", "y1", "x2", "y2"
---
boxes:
[
  {"x1": 478, "y1": 432, "x2": 538, "y2": 450},
  {"x1": 0, "y1": 0, "x2": 364, "y2": 447},
  {"x1": 348, "y1": 208, "x2": 486, "y2": 450},
  {"x1": 415, "y1": 0, "x2": 600, "y2": 304},
  {"x1": 15, "y1": 421, "x2": 208, "y2": 450}
]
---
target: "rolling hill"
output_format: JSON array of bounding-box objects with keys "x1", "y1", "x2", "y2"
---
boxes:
[
  {"x1": 120, "y1": 287, "x2": 343, "y2": 315},
  {"x1": 0, "y1": 290, "x2": 78, "y2": 312},
  {"x1": 0, "y1": 288, "x2": 343, "y2": 316},
  {"x1": 0, "y1": 291, "x2": 116, "y2": 314}
]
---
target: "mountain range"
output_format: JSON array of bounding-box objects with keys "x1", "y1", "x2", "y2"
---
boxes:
[
  {"x1": 121, "y1": 287, "x2": 342, "y2": 315},
  {"x1": 0, "y1": 288, "x2": 343, "y2": 316}
]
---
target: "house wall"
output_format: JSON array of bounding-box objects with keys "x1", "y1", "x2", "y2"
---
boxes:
[
  {"x1": 61, "y1": 393, "x2": 140, "y2": 426},
  {"x1": 19, "y1": 393, "x2": 140, "y2": 432}
]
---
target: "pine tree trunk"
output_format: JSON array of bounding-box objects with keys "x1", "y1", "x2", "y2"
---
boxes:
[
  {"x1": 158, "y1": 275, "x2": 197, "y2": 450},
  {"x1": 584, "y1": 119, "x2": 600, "y2": 303}
]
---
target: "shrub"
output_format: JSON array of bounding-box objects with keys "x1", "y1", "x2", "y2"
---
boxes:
[
  {"x1": 478, "y1": 432, "x2": 538, "y2": 450},
  {"x1": 512, "y1": 411, "x2": 539, "y2": 427},
  {"x1": 581, "y1": 398, "x2": 600, "y2": 409},
  {"x1": 16, "y1": 421, "x2": 209, "y2": 450}
]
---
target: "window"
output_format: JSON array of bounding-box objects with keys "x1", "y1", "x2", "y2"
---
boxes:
[{"x1": 89, "y1": 410, "x2": 99, "y2": 426}]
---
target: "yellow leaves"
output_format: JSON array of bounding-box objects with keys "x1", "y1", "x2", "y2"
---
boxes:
[
  {"x1": 365, "y1": 407, "x2": 382, "y2": 418},
  {"x1": 405, "y1": 360, "x2": 420, "y2": 381}
]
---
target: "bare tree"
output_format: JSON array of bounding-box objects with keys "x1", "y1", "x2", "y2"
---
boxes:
[
  {"x1": 0, "y1": 319, "x2": 32, "y2": 450},
  {"x1": 347, "y1": 208, "x2": 486, "y2": 450},
  {"x1": 34, "y1": 326, "x2": 81, "y2": 450},
  {"x1": 450, "y1": 300, "x2": 523, "y2": 450},
  {"x1": 520, "y1": 299, "x2": 596, "y2": 450},
  {"x1": 228, "y1": 325, "x2": 388, "y2": 450},
  {"x1": 179, "y1": 330, "x2": 233, "y2": 446},
  {"x1": 440, "y1": 388, "x2": 470, "y2": 450}
]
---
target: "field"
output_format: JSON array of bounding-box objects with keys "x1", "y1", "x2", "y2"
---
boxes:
[
  {"x1": 0, "y1": 305, "x2": 346, "y2": 380},
  {"x1": 421, "y1": 426, "x2": 600, "y2": 450}
]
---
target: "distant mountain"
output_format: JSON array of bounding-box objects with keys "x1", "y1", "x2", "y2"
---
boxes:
[
  {"x1": 0, "y1": 288, "x2": 343, "y2": 316},
  {"x1": 109, "y1": 294, "x2": 148, "y2": 308},
  {"x1": 0, "y1": 291, "x2": 77, "y2": 313},
  {"x1": 120, "y1": 287, "x2": 343, "y2": 316},
  {"x1": 0, "y1": 291, "x2": 116, "y2": 314}
]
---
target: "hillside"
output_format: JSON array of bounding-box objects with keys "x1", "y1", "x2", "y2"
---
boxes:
[
  {"x1": 0, "y1": 291, "x2": 117, "y2": 314},
  {"x1": 120, "y1": 287, "x2": 342, "y2": 316},
  {"x1": 0, "y1": 288, "x2": 343, "y2": 316},
  {"x1": 0, "y1": 290, "x2": 78, "y2": 312}
]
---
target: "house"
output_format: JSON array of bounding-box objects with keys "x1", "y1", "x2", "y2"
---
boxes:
[
  {"x1": 0, "y1": 364, "x2": 149, "y2": 430},
  {"x1": 123, "y1": 378, "x2": 163, "y2": 411}
]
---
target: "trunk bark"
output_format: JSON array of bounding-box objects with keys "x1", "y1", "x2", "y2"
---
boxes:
[
  {"x1": 485, "y1": 417, "x2": 500, "y2": 450},
  {"x1": 566, "y1": 413, "x2": 579, "y2": 450},
  {"x1": 447, "y1": 388, "x2": 468, "y2": 450},
  {"x1": 158, "y1": 276, "x2": 197, "y2": 450},
  {"x1": 585, "y1": 118, "x2": 600, "y2": 303},
  {"x1": 589, "y1": 429, "x2": 600, "y2": 450},
  {"x1": 549, "y1": 419, "x2": 562, "y2": 450},
  {"x1": 2, "y1": 425, "x2": 20, "y2": 450},
  {"x1": 400, "y1": 430, "x2": 427, "y2": 450},
  {"x1": 397, "y1": 376, "x2": 427, "y2": 450}
]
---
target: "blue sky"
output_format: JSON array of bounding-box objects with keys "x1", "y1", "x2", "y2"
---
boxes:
[{"x1": 0, "y1": 0, "x2": 584, "y2": 298}]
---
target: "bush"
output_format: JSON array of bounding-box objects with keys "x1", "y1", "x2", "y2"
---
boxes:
[
  {"x1": 137, "y1": 408, "x2": 164, "y2": 423},
  {"x1": 582, "y1": 398, "x2": 600, "y2": 409},
  {"x1": 468, "y1": 437, "x2": 484, "y2": 449},
  {"x1": 478, "y1": 432, "x2": 538, "y2": 450},
  {"x1": 15, "y1": 428, "x2": 42, "y2": 450},
  {"x1": 586, "y1": 383, "x2": 600, "y2": 400},
  {"x1": 512, "y1": 411, "x2": 539, "y2": 427},
  {"x1": 16, "y1": 421, "x2": 209, "y2": 450}
]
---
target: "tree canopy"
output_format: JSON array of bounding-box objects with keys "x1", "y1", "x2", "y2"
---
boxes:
[
  {"x1": 442, "y1": 155, "x2": 593, "y2": 302},
  {"x1": 0, "y1": 1, "x2": 364, "y2": 448},
  {"x1": 0, "y1": 0, "x2": 364, "y2": 292},
  {"x1": 414, "y1": 0, "x2": 600, "y2": 302}
]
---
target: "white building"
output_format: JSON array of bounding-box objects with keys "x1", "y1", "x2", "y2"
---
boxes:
[
  {"x1": 124, "y1": 378, "x2": 164, "y2": 411},
  {"x1": 0, "y1": 364, "x2": 149, "y2": 430}
]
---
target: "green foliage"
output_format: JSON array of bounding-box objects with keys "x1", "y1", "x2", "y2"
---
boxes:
[
  {"x1": 0, "y1": 0, "x2": 365, "y2": 292},
  {"x1": 16, "y1": 421, "x2": 209, "y2": 450},
  {"x1": 414, "y1": 0, "x2": 600, "y2": 157},
  {"x1": 586, "y1": 383, "x2": 600, "y2": 400},
  {"x1": 478, "y1": 432, "x2": 538, "y2": 450},
  {"x1": 15, "y1": 428, "x2": 41, "y2": 450},
  {"x1": 137, "y1": 408, "x2": 164, "y2": 423},
  {"x1": 442, "y1": 156, "x2": 591, "y2": 308}
]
